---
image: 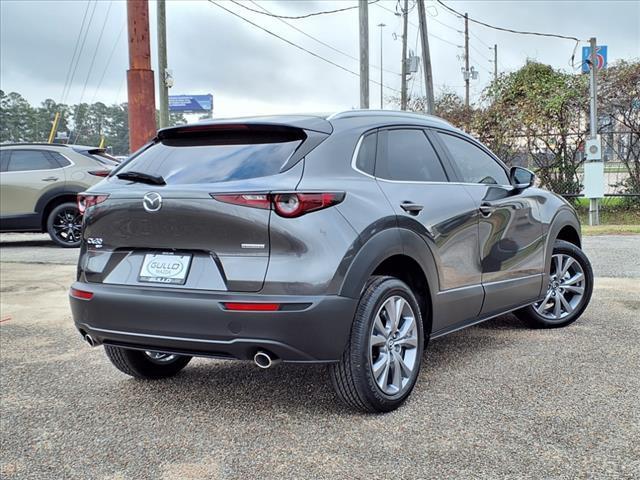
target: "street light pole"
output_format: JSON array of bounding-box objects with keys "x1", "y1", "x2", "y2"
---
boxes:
[
  {"x1": 378, "y1": 23, "x2": 386, "y2": 109},
  {"x1": 359, "y1": 0, "x2": 370, "y2": 109},
  {"x1": 588, "y1": 36, "x2": 600, "y2": 225}
]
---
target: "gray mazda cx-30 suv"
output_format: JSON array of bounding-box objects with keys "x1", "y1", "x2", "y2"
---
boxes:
[{"x1": 69, "y1": 111, "x2": 593, "y2": 412}]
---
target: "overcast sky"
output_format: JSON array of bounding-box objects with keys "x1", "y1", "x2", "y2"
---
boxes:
[{"x1": 1, "y1": 0, "x2": 638, "y2": 118}]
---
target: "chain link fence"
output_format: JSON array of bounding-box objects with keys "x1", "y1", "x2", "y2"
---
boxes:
[{"x1": 486, "y1": 129, "x2": 640, "y2": 224}]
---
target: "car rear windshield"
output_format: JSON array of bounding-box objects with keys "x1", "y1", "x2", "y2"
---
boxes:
[{"x1": 116, "y1": 127, "x2": 304, "y2": 184}]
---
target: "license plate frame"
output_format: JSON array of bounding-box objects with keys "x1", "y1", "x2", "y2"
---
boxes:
[{"x1": 138, "y1": 253, "x2": 193, "y2": 285}]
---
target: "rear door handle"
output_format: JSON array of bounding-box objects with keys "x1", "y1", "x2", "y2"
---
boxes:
[
  {"x1": 479, "y1": 201, "x2": 496, "y2": 216},
  {"x1": 400, "y1": 201, "x2": 424, "y2": 215},
  {"x1": 42, "y1": 176, "x2": 59, "y2": 182}
]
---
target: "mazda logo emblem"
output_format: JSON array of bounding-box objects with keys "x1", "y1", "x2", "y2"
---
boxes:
[{"x1": 143, "y1": 192, "x2": 162, "y2": 212}]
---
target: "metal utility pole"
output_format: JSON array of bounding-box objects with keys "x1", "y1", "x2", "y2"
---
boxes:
[
  {"x1": 417, "y1": 0, "x2": 434, "y2": 114},
  {"x1": 493, "y1": 44, "x2": 498, "y2": 81},
  {"x1": 588, "y1": 36, "x2": 600, "y2": 225},
  {"x1": 464, "y1": 12, "x2": 469, "y2": 107},
  {"x1": 359, "y1": 0, "x2": 369, "y2": 109},
  {"x1": 400, "y1": 0, "x2": 409, "y2": 110},
  {"x1": 157, "y1": 0, "x2": 169, "y2": 129},
  {"x1": 377, "y1": 23, "x2": 386, "y2": 109},
  {"x1": 126, "y1": 0, "x2": 156, "y2": 153}
]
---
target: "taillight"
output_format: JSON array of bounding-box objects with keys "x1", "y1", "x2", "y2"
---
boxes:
[
  {"x1": 212, "y1": 192, "x2": 344, "y2": 218},
  {"x1": 211, "y1": 194, "x2": 271, "y2": 209},
  {"x1": 77, "y1": 194, "x2": 109, "y2": 215},
  {"x1": 88, "y1": 170, "x2": 111, "y2": 177}
]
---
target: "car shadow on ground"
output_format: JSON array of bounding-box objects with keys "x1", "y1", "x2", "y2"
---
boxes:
[
  {"x1": 101, "y1": 313, "x2": 528, "y2": 416},
  {"x1": 0, "y1": 239, "x2": 60, "y2": 248}
]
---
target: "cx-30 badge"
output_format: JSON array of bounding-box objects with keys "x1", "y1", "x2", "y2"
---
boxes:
[{"x1": 143, "y1": 192, "x2": 162, "y2": 212}]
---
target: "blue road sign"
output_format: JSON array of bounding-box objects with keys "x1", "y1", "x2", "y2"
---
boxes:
[
  {"x1": 169, "y1": 94, "x2": 213, "y2": 113},
  {"x1": 582, "y1": 45, "x2": 607, "y2": 73}
]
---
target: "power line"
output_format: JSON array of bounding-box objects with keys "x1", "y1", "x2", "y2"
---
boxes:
[
  {"x1": 61, "y1": 0, "x2": 98, "y2": 104},
  {"x1": 470, "y1": 43, "x2": 492, "y2": 63},
  {"x1": 242, "y1": 0, "x2": 399, "y2": 76},
  {"x1": 208, "y1": 1, "x2": 401, "y2": 93},
  {"x1": 71, "y1": 1, "x2": 113, "y2": 143},
  {"x1": 59, "y1": 1, "x2": 92, "y2": 105},
  {"x1": 229, "y1": 0, "x2": 380, "y2": 20},
  {"x1": 469, "y1": 29, "x2": 493, "y2": 50},
  {"x1": 436, "y1": 0, "x2": 584, "y2": 42},
  {"x1": 75, "y1": 19, "x2": 125, "y2": 144},
  {"x1": 375, "y1": 2, "x2": 462, "y2": 48}
]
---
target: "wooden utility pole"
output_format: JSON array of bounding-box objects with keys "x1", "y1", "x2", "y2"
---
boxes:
[
  {"x1": 400, "y1": 0, "x2": 409, "y2": 110},
  {"x1": 493, "y1": 44, "x2": 498, "y2": 81},
  {"x1": 417, "y1": 0, "x2": 434, "y2": 114},
  {"x1": 359, "y1": 0, "x2": 369, "y2": 109},
  {"x1": 127, "y1": 0, "x2": 156, "y2": 153},
  {"x1": 157, "y1": 0, "x2": 169, "y2": 129},
  {"x1": 464, "y1": 12, "x2": 469, "y2": 107}
]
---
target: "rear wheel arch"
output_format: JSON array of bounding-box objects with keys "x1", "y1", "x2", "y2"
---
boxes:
[
  {"x1": 40, "y1": 194, "x2": 80, "y2": 231},
  {"x1": 36, "y1": 186, "x2": 85, "y2": 231},
  {"x1": 339, "y1": 228, "x2": 438, "y2": 338}
]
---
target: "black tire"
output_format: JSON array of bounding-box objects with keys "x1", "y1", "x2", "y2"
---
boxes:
[
  {"x1": 329, "y1": 276, "x2": 425, "y2": 413},
  {"x1": 515, "y1": 240, "x2": 593, "y2": 329},
  {"x1": 46, "y1": 202, "x2": 82, "y2": 248},
  {"x1": 104, "y1": 345, "x2": 191, "y2": 379}
]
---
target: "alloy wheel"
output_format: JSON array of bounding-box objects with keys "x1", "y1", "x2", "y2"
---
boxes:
[
  {"x1": 52, "y1": 207, "x2": 82, "y2": 244},
  {"x1": 369, "y1": 295, "x2": 419, "y2": 395},
  {"x1": 534, "y1": 253, "x2": 586, "y2": 321}
]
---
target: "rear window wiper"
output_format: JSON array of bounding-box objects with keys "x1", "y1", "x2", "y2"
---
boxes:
[{"x1": 116, "y1": 171, "x2": 166, "y2": 186}]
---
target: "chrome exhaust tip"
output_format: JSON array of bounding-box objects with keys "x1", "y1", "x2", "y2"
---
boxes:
[
  {"x1": 254, "y1": 350, "x2": 280, "y2": 369},
  {"x1": 84, "y1": 334, "x2": 97, "y2": 347}
]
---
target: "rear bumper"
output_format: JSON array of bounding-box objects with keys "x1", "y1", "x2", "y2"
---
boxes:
[{"x1": 69, "y1": 282, "x2": 357, "y2": 362}]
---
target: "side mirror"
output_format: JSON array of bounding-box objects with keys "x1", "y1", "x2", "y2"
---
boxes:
[{"x1": 510, "y1": 166, "x2": 535, "y2": 190}]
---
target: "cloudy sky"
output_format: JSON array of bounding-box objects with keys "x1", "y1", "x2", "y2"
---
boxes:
[{"x1": 1, "y1": 0, "x2": 638, "y2": 118}]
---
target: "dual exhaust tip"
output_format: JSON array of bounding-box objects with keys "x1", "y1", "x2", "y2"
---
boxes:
[{"x1": 253, "y1": 350, "x2": 280, "y2": 369}]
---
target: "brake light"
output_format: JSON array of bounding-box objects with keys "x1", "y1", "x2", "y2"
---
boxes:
[
  {"x1": 212, "y1": 192, "x2": 344, "y2": 218},
  {"x1": 88, "y1": 170, "x2": 111, "y2": 177},
  {"x1": 223, "y1": 302, "x2": 280, "y2": 311},
  {"x1": 70, "y1": 287, "x2": 93, "y2": 300},
  {"x1": 77, "y1": 194, "x2": 109, "y2": 215}
]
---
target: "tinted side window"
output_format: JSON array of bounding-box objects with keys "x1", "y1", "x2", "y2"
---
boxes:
[
  {"x1": 437, "y1": 133, "x2": 509, "y2": 185},
  {"x1": 355, "y1": 132, "x2": 377, "y2": 175},
  {"x1": 377, "y1": 129, "x2": 447, "y2": 182},
  {"x1": 49, "y1": 152, "x2": 72, "y2": 167},
  {"x1": 0, "y1": 150, "x2": 10, "y2": 171},
  {"x1": 7, "y1": 150, "x2": 57, "y2": 172}
]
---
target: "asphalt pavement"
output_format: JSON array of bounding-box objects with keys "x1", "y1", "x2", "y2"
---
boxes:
[{"x1": 0, "y1": 233, "x2": 639, "y2": 479}]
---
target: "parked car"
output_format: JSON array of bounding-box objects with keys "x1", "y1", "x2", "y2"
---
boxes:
[
  {"x1": 69, "y1": 111, "x2": 593, "y2": 412},
  {"x1": 0, "y1": 143, "x2": 117, "y2": 247}
]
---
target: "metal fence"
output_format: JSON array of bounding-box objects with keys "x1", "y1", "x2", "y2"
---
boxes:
[{"x1": 493, "y1": 131, "x2": 638, "y2": 194}]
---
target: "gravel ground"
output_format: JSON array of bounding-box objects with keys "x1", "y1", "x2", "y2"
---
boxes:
[{"x1": 0, "y1": 235, "x2": 639, "y2": 479}]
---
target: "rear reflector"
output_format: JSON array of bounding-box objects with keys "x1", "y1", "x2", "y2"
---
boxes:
[
  {"x1": 70, "y1": 288, "x2": 93, "y2": 300},
  {"x1": 212, "y1": 192, "x2": 344, "y2": 218},
  {"x1": 223, "y1": 302, "x2": 280, "y2": 312}
]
